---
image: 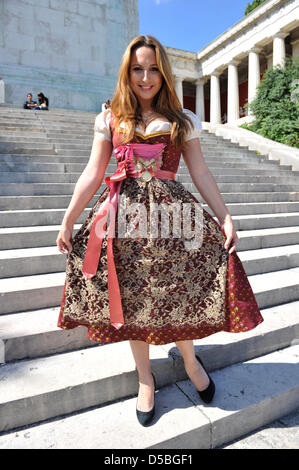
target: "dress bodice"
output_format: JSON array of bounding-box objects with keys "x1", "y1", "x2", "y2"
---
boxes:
[{"x1": 94, "y1": 108, "x2": 202, "y2": 174}]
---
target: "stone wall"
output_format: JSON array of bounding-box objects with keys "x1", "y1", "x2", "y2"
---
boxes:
[{"x1": 0, "y1": 0, "x2": 139, "y2": 111}]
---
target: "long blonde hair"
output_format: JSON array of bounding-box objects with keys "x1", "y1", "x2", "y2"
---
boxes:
[{"x1": 110, "y1": 35, "x2": 194, "y2": 149}]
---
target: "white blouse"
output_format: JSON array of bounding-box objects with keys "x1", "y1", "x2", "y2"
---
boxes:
[{"x1": 94, "y1": 108, "x2": 202, "y2": 143}]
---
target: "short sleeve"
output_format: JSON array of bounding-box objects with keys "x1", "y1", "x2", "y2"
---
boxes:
[
  {"x1": 94, "y1": 109, "x2": 111, "y2": 142},
  {"x1": 183, "y1": 108, "x2": 202, "y2": 142}
]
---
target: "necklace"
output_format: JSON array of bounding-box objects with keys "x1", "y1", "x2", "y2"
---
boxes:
[
  {"x1": 139, "y1": 110, "x2": 158, "y2": 129},
  {"x1": 141, "y1": 110, "x2": 156, "y2": 121}
]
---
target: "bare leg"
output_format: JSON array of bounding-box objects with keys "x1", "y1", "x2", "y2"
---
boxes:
[
  {"x1": 129, "y1": 340, "x2": 155, "y2": 412},
  {"x1": 175, "y1": 340, "x2": 210, "y2": 391}
]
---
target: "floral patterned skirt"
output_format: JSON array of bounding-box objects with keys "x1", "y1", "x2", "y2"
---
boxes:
[{"x1": 57, "y1": 177, "x2": 264, "y2": 345}]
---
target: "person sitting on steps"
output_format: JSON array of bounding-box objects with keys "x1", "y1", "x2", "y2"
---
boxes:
[
  {"x1": 34, "y1": 92, "x2": 49, "y2": 110},
  {"x1": 23, "y1": 93, "x2": 37, "y2": 110}
]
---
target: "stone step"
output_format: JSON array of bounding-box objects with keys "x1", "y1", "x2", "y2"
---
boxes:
[
  {"x1": 0, "y1": 142, "x2": 55, "y2": 152},
  {"x1": 0, "y1": 153, "x2": 91, "y2": 165},
  {"x1": 47, "y1": 134, "x2": 93, "y2": 141},
  {"x1": 0, "y1": 265, "x2": 299, "y2": 315},
  {"x1": 0, "y1": 147, "x2": 259, "y2": 161},
  {"x1": 0, "y1": 296, "x2": 297, "y2": 363},
  {"x1": 0, "y1": 161, "x2": 296, "y2": 176},
  {"x1": 0, "y1": 246, "x2": 64, "y2": 278},
  {"x1": 0, "y1": 131, "x2": 89, "y2": 140},
  {"x1": 0, "y1": 123, "x2": 90, "y2": 134},
  {"x1": 0, "y1": 172, "x2": 81, "y2": 183},
  {"x1": 0, "y1": 194, "x2": 99, "y2": 210},
  {"x1": 2, "y1": 202, "x2": 299, "y2": 228},
  {"x1": 0, "y1": 111, "x2": 95, "y2": 120},
  {"x1": 0, "y1": 183, "x2": 78, "y2": 196},
  {"x1": 44, "y1": 130, "x2": 94, "y2": 137},
  {"x1": 0, "y1": 271, "x2": 66, "y2": 314},
  {"x1": 40, "y1": 137, "x2": 247, "y2": 146},
  {"x1": 0, "y1": 224, "x2": 81, "y2": 250},
  {"x1": 0, "y1": 182, "x2": 298, "y2": 197},
  {"x1": 2, "y1": 191, "x2": 299, "y2": 211},
  {"x1": 181, "y1": 175, "x2": 299, "y2": 186},
  {"x1": 1, "y1": 224, "x2": 299, "y2": 252},
  {"x1": 49, "y1": 141, "x2": 254, "y2": 151},
  {"x1": 178, "y1": 169, "x2": 299, "y2": 179},
  {"x1": 0, "y1": 126, "x2": 47, "y2": 133},
  {"x1": 0, "y1": 109, "x2": 98, "y2": 117},
  {"x1": 0, "y1": 339, "x2": 297, "y2": 448},
  {"x1": 49, "y1": 149, "x2": 259, "y2": 158},
  {"x1": 232, "y1": 226, "x2": 299, "y2": 250},
  {"x1": 0, "y1": 136, "x2": 49, "y2": 143},
  {"x1": 0, "y1": 243, "x2": 298, "y2": 279},
  {"x1": 230, "y1": 212, "x2": 299, "y2": 230},
  {"x1": 237, "y1": 244, "x2": 299, "y2": 275},
  {"x1": 0, "y1": 148, "x2": 57, "y2": 156},
  {"x1": 0, "y1": 152, "x2": 281, "y2": 166},
  {"x1": 217, "y1": 201, "x2": 299, "y2": 216},
  {"x1": 0, "y1": 117, "x2": 42, "y2": 126},
  {"x1": 42, "y1": 135, "x2": 248, "y2": 146},
  {"x1": 0, "y1": 139, "x2": 255, "y2": 152},
  {"x1": 0, "y1": 117, "x2": 93, "y2": 128},
  {"x1": 1, "y1": 171, "x2": 299, "y2": 184},
  {"x1": 0, "y1": 111, "x2": 94, "y2": 120},
  {"x1": 0, "y1": 207, "x2": 91, "y2": 227}
]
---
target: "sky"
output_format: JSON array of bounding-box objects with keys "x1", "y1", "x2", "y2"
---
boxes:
[{"x1": 139, "y1": 0, "x2": 255, "y2": 53}]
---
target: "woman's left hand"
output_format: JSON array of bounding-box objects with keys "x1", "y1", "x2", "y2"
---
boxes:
[{"x1": 220, "y1": 214, "x2": 239, "y2": 254}]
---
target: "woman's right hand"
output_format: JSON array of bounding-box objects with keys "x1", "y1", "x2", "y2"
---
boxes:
[{"x1": 56, "y1": 224, "x2": 73, "y2": 255}]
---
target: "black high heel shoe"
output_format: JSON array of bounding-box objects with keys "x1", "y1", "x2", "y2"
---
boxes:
[
  {"x1": 136, "y1": 374, "x2": 156, "y2": 427},
  {"x1": 195, "y1": 356, "x2": 215, "y2": 404}
]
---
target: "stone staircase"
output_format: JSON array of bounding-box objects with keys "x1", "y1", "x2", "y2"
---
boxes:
[{"x1": 0, "y1": 106, "x2": 298, "y2": 449}]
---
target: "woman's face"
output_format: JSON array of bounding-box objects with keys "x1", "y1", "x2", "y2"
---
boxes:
[{"x1": 129, "y1": 46, "x2": 163, "y2": 109}]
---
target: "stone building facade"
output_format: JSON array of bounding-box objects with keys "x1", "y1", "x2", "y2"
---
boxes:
[
  {"x1": 167, "y1": 0, "x2": 299, "y2": 126},
  {"x1": 0, "y1": 0, "x2": 139, "y2": 111},
  {"x1": 0, "y1": 0, "x2": 298, "y2": 122}
]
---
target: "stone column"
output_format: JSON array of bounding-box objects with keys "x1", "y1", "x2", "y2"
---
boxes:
[
  {"x1": 210, "y1": 72, "x2": 221, "y2": 124},
  {"x1": 290, "y1": 38, "x2": 299, "y2": 59},
  {"x1": 248, "y1": 47, "x2": 262, "y2": 116},
  {"x1": 227, "y1": 60, "x2": 240, "y2": 124},
  {"x1": 174, "y1": 76, "x2": 184, "y2": 106},
  {"x1": 195, "y1": 78, "x2": 205, "y2": 122},
  {"x1": 0, "y1": 78, "x2": 5, "y2": 104},
  {"x1": 265, "y1": 53, "x2": 273, "y2": 71},
  {"x1": 273, "y1": 32, "x2": 288, "y2": 68}
]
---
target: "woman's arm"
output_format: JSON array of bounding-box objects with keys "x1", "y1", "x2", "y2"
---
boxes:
[
  {"x1": 182, "y1": 137, "x2": 239, "y2": 254},
  {"x1": 56, "y1": 135, "x2": 113, "y2": 254}
]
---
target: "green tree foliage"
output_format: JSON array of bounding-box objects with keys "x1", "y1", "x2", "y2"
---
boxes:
[
  {"x1": 241, "y1": 57, "x2": 299, "y2": 148},
  {"x1": 245, "y1": 0, "x2": 267, "y2": 15}
]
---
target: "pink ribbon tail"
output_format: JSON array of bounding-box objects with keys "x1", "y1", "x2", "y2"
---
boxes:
[
  {"x1": 81, "y1": 142, "x2": 169, "y2": 331},
  {"x1": 82, "y1": 179, "x2": 125, "y2": 330}
]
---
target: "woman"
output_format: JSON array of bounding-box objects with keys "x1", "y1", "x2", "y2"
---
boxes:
[
  {"x1": 56, "y1": 35, "x2": 263, "y2": 427},
  {"x1": 102, "y1": 99, "x2": 111, "y2": 112},
  {"x1": 35, "y1": 92, "x2": 49, "y2": 110}
]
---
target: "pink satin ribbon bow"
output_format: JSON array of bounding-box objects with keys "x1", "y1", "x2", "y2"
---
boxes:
[{"x1": 82, "y1": 142, "x2": 174, "y2": 330}]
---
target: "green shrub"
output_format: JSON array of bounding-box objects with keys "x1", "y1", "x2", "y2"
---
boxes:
[{"x1": 241, "y1": 57, "x2": 299, "y2": 148}]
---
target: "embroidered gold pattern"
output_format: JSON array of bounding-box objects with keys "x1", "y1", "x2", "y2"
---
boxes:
[
  {"x1": 60, "y1": 178, "x2": 228, "y2": 330},
  {"x1": 58, "y1": 121, "x2": 264, "y2": 345}
]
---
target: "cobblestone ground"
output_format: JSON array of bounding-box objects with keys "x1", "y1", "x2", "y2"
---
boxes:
[{"x1": 218, "y1": 408, "x2": 299, "y2": 449}]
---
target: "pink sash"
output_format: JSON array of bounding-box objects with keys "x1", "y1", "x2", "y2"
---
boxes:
[{"x1": 82, "y1": 143, "x2": 176, "y2": 330}]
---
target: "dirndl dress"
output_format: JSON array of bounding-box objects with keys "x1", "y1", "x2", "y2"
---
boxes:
[{"x1": 57, "y1": 108, "x2": 264, "y2": 345}]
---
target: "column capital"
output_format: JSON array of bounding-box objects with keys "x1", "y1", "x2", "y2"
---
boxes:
[
  {"x1": 173, "y1": 74, "x2": 184, "y2": 82},
  {"x1": 248, "y1": 46, "x2": 263, "y2": 55},
  {"x1": 194, "y1": 77, "x2": 205, "y2": 86},
  {"x1": 227, "y1": 59, "x2": 241, "y2": 67},
  {"x1": 210, "y1": 70, "x2": 221, "y2": 78},
  {"x1": 273, "y1": 31, "x2": 289, "y2": 40}
]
